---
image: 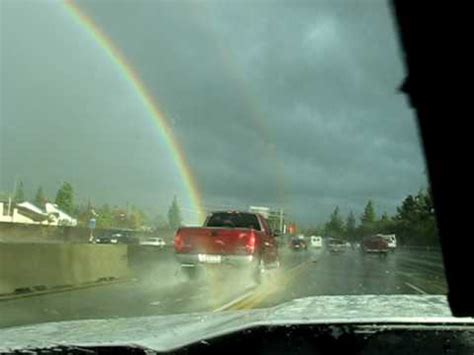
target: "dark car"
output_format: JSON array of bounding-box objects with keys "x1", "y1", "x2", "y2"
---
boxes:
[
  {"x1": 289, "y1": 238, "x2": 307, "y2": 251},
  {"x1": 327, "y1": 238, "x2": 347, "y2": 253},
  {"x1": 361, "y1": 235, "x2": 389, "y2": 256},
  {"x1": 93, "y1": 232, "x2": 139, "y2": 245}
]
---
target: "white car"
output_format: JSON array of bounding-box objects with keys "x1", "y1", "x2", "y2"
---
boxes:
[
  {"x1": 140, "y1": 237, "x2": 166, "y2": 248},
  {"x1": 310, "y1": 236, "x2": 322, "y2": 248},
  {"x1": 379, "y1": 234, "x2": 397, "y2": 250}
]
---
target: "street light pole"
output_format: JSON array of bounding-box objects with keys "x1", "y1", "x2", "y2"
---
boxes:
[
  {"x1": 7, "y1": 178, "x2": 18, "y2": 221},
  {"x1": 279, "y1": 208, "x2": 283, "y2": 232}
]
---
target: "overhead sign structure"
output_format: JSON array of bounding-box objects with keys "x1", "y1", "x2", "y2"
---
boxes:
[{"x1": 249, "y1": 206, "x2": 271, "y2": 219}]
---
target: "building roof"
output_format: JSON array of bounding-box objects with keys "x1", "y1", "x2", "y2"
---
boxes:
[{"x1": 16, "y1": 202, "x2": 49, "y2": 221}]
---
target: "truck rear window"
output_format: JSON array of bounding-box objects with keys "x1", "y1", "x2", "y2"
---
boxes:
[{"x1": 206, "y1": 213, "x2": 261, "y2": 231}]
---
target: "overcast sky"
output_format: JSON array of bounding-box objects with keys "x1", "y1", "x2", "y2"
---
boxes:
[{"x1": 0, "y1": 0, "x2": 428, "y2": 226}]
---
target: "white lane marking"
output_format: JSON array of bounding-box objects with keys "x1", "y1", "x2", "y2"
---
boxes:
[
  {"x1": 405, "y1": 282, "x2": 428, "y2": 294},
  {"x1": 213, "y1": 289, "x2": 255, "y2": 312}
]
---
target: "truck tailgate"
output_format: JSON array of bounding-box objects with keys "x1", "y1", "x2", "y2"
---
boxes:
[{"x1": 175, "y1": 227, "x2": 256, "y2": 255}]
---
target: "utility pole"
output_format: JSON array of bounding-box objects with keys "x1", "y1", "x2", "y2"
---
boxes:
[
  {"x1": 7, "y1": 196, "x2": 12, "y2": 220},
  {"x1": 279, "y1": 208, "x2": 283, "y2": 232},
  {"x1": 7, "y1": 178, "x2": 18, "y2": 221}
]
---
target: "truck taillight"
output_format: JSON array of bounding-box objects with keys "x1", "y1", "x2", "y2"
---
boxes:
[
  {"x1": 175, "y1": 232, "x2": 184, "y2": 252},
  {"x1": 247, "y1": 233, "x2": 256, "y2": 254}
]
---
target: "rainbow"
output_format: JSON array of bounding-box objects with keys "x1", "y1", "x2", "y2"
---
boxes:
[
  {"x1": 64, "y1": 0, "x2": 205, "y2": 223},
  {"x1": 188, "y1": 3, "x2": 288, "y2": 206}
]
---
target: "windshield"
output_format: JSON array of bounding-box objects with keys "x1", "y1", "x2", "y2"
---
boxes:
[
  {"x1": 207, "y1": 212, "x2": 261, "y2": 230},
  {"x1": 0, "y1": 0, "x2": 447, "y2": 333}
]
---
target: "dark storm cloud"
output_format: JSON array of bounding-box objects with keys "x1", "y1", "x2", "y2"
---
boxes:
[{"x1": 0, "y1": 0, "x2": 427, "y2": 225}]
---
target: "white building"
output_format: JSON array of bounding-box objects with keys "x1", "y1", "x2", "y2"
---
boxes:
[
  {"x1": 0, "y1": 200, "x2": 77, "y2": 226},
  {"x1": 44, "y1": 202, "x2": 77, "y2": 226}
]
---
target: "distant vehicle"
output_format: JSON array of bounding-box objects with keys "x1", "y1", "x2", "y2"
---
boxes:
[
  {"x1": 327, "y1": 238, "x2": 347, "y2": 253},
  {"x1": 93, "y1": 232, "x2": 139, "y2": 245},
  {"x1": 310, "y1": 235, "x2": 322, "y2": 248},
  {"x1": 361, "y1": 235, "x2": 389, "y2": 255},
  {"x1": 174, "y1": 211, "x2": 279, "y2": 283},
  {"x1": 290, "y1": 238, "x2": 308, "y2": 251},
  {"x1": 380, "y1": 234, "x2": 397, "y2": 250},
  {"x1": 140, "y1": 237, "x2": 166, "y2": 248}
]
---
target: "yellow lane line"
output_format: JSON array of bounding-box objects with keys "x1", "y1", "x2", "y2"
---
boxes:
[
  {"x1": 230, "y1": 259, "x2": 314, "y2": 310},
  {"x1": 240, "y1": 262, "x2": 310, "y2": 309}
]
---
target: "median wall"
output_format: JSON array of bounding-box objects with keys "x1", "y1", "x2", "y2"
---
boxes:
[
  {"x1": 0, "y1": 243, "x2": 130, "y2": 295},
  {"x1": 0, "y1": 223, "x2": 90, "y2": 243},
  {"x1": 0, "y1": 222, "x2": 155, "y2": 244}
]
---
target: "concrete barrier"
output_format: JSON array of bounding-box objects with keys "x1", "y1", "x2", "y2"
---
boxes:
[
  {"x1": 399, "y1": 245, "x2": 442, "y2": 252},
  {"x1": 0, "y1": 222, "x2": 156, "y2": 244},
  {"x1": 127, "y1": 245, "x2": 176, "y2": 273},
  {"x1": 0, "y1": 243, "x2": 130, "y2": 295}
]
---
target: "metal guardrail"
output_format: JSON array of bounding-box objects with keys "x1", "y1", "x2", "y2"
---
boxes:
[{"x1": 399, "y1": 245, "x2": 442, "y2": 252}]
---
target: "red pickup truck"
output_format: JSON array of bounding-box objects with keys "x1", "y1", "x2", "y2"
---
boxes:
[{"x1": 174, "y1": 211, "x2": 280, "y2": 282}]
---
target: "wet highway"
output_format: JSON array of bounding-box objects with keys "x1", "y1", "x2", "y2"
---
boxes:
[{"x1": 0, "y1": 246, "x2": 447, "y2": 329}]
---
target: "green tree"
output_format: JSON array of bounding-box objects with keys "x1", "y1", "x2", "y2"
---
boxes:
[
  {"x1": 345, "y1": 211, "x2": 357, "y2": 240},
  {"x1": 168, "y1": 196, "x2": 182, "y2": 231},
  {"x1": 394, "y1": 189, "x2": 437, "y2": 245},
  {"x1": 359, "y1": 200, "x2": 377, "y2": 236},
  {"x1": 128, "y1": 205, "x2": 148, "y2": 229},
  {"x1": 55, "y1": 182, "x2": 74, "y2": 214},
  {"x1": 34, "y1": 186, "x2": 47, "y2": 207},
  {"x1": 304, "y1": 226, "x2": 319, "y2": 236},
  {"x1": 113, "y1": 208, "x2": 128, "y2": 228},
  {"x1": 361, "y1": 200, "x2": 376, "y2": 225},
  {"x1": 153, "y1": 213, "x2": 169, "y2": 229},
  {"x1": 96, "y1": 204, "x2": 113, "y2": 228},
  {"x1": 376, "y1": 211, "x2": 396, "y2": 235},
  {"x1": 396, "y1": 195, "x2": 417, "y2": 223},
  {"x1": 325, "y1": 206, "x2": 345, "y2": 238},
  {"x1": 13, "y1": 180, "x2": 25, "y2": 202},
  {"x1": 394, "y1": 194, "x2": 418, "y2": 244}
]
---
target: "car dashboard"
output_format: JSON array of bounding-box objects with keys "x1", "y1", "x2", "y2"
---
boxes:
[{"x1": 9, "y1": 323, "x2": 474, "y2": 354}]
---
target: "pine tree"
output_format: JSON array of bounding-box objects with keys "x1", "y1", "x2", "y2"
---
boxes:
[
  {"x1": 168, "y1": 196, "x2": 182, "y2": 231},
  {"x1": 55, "y1": 182, "x2": 74, "y2": 214},
  {"x1": 325, "y1": 206, "x2": 344, "y2": 238},
  {"x1": 13, "y1": 180, "x2": 25, "y2": 202},
  {"x1": 345, "y1": 211, "x2": 357, "y2": 240},
  {"x1": 34, "y1": 186, "x2": 47, "y2": 208},
  {"x1": 359, "y1": 200, "x2": 377, "y2": 237}
]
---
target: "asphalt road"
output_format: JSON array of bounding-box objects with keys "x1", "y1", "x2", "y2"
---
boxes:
[{"x1": 0, "y1": 246, "x2": 447, "y2": 329}]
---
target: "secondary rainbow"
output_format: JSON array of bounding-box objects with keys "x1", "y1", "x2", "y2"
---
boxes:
[{"x1": 64, "y1": 0, "x2": 205, "y2": 222}]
